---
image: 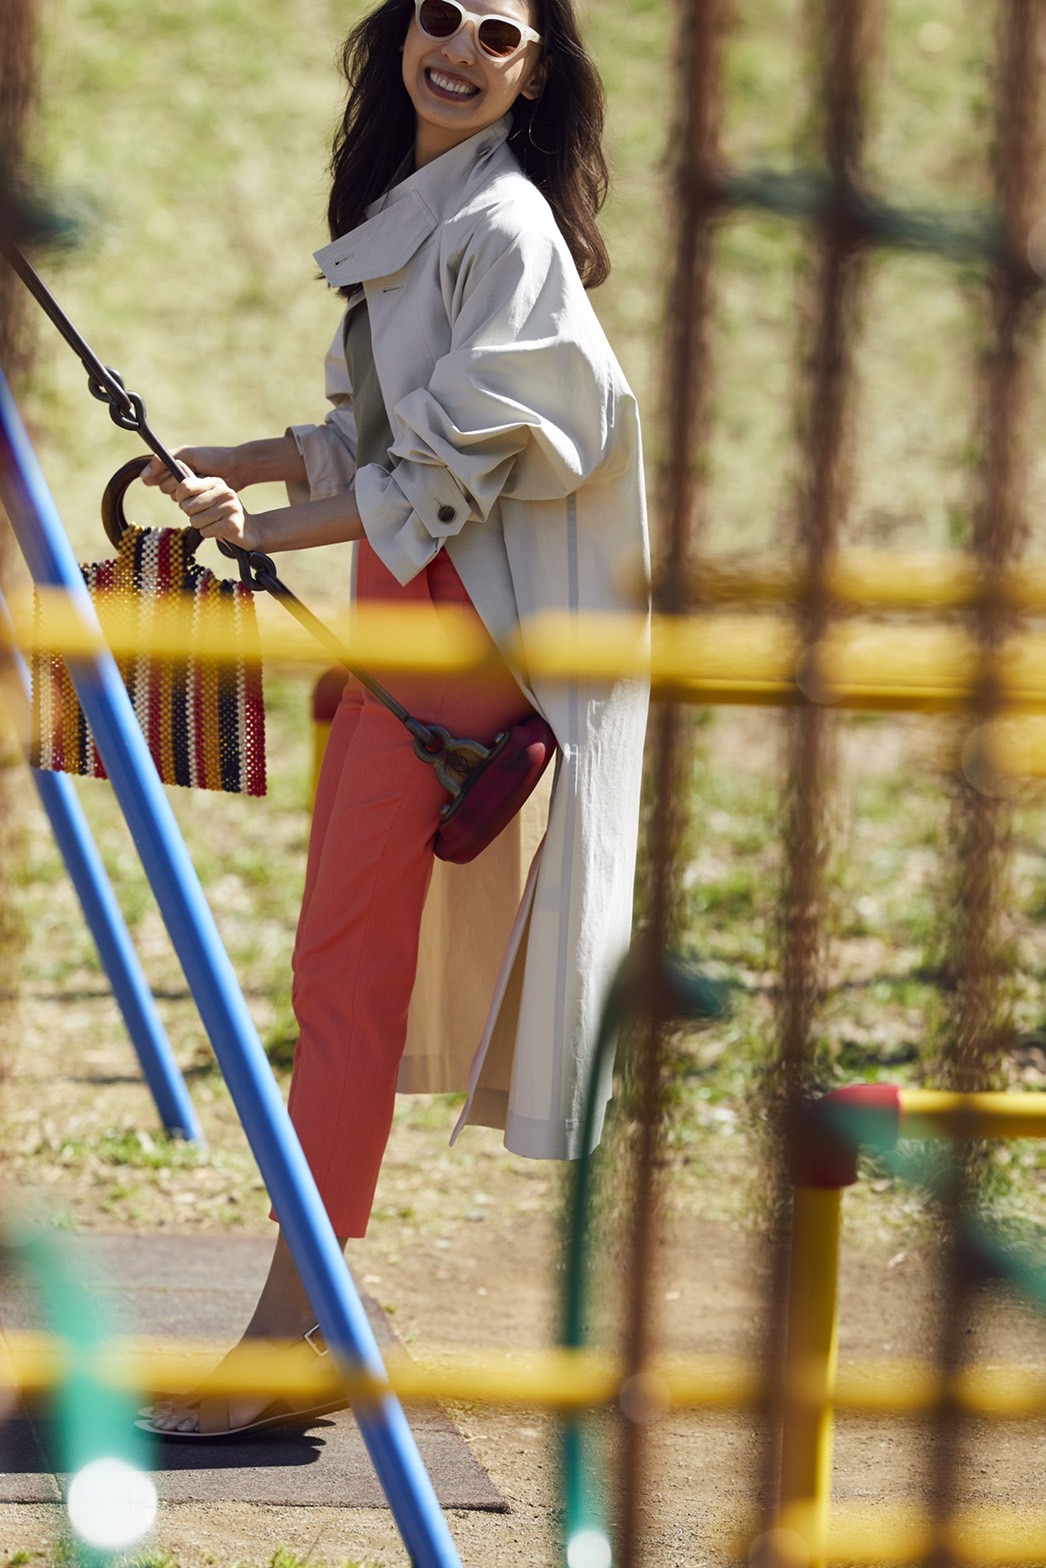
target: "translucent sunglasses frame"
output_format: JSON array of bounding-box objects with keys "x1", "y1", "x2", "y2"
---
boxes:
[{"x1": 414, "y1": 0, "x2": 541, "y2": 61}]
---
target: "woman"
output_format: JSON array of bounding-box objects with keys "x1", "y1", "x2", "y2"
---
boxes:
[{"x1": 141, "y1": 0, "x2": 649, "y2": 1437}]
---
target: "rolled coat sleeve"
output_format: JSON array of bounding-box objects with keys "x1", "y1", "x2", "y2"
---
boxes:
[
  {"x1": 356, "y1": 200, "x2": 620, "y2": 585},
  {"x1": 286, "y1": 323, "x2": 359, "y2": 504}
]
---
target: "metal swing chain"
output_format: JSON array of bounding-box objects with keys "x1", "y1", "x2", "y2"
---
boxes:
[
  {"x1": 2, "y1": 236, "x2": 183, "y2": 470},
  {"x1": 3, "y1": 240, "x2": 497, "y2": 801}
]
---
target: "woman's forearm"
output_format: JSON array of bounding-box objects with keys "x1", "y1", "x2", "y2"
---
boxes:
[
  {"x1": 227, "y1": 436, "x2": 308, "y2": 490},
  {"x1": 141, "y1": 436, "x2": 307, "y2": 496},
  {"x1": 156, "y1": 463, "x2": 364, "y2": 554},
  {"x1": 248, "y1": 491, "x2": 366, "y2": 553}
]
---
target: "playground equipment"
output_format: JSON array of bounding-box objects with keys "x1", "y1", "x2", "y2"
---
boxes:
[
  {"x1": 627, "y1": 0, "x2": 1046, "y2": 1561},
  {"x1": 779, "y1": 1086, "x2": 1046, "y2": 1567},
  {"x1": 2, "y1": 0, "x2": 1046, "y2": 1564},
  {"x1": 1, "y1": 1076, "x2": 1043, "y2": 1568},
  {"x1": 0, "y1": 585, "x2": 200, "y2": 1140}
]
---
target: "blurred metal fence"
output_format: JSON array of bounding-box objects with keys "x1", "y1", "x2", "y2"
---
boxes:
[
  {"x1": 2, "y1": 2, "x2": 1046, "y2": 1567},
  {"x1": 630, "y1": 3, "x2": 1046, "y2": 1567}
]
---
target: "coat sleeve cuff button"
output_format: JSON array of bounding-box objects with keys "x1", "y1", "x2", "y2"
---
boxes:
[{"x1": 437, "y1": 504, "x2": 456, "y2": 523}]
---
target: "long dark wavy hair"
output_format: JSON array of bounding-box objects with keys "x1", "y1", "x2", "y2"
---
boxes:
[{"x1": 326, "y1": 0, "x2": 610, "y2": 288}]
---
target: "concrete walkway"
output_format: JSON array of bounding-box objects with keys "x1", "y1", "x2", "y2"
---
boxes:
[{"x1": 0, "y1": 1232, "x2": 506, "y2": 1511}]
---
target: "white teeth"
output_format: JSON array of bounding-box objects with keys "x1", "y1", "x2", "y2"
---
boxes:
[{"x1": 428, "y1": 69, "x2": 476, "y2": 96}]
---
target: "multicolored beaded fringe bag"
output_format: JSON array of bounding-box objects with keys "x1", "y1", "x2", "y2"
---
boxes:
[{"x1": 32, "y1": 523, "x2": 266, "y2": 796}]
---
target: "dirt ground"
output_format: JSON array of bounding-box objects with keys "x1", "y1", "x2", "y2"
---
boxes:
[{"x1": 1, "y1": 1003, "x2": 1045, "y2": 1568}]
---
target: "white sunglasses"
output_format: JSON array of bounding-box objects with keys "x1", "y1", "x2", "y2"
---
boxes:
[{"x1": 414, "y1": 0, "x2": 541, "y2": 61}]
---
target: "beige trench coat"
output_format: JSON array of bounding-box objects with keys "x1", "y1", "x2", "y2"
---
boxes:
[{"x1": 289, "y1": 118, "x2": 649, "y2": 1160}]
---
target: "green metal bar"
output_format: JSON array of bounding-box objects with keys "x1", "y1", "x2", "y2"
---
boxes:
[{"x1": 558, "y1": 953, "x2": 725, "y2": 1566}]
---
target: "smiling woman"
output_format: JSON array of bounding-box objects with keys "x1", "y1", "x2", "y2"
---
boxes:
[
  {"x1": 327, "y1": 0, "x2": 612, "y2": 288},
  {"x1": 402, "y1": 0, "x2": 547, "y2": 167},
  {"x1": 137, "y1": 0, "x2": 650, "y2": 1444}
]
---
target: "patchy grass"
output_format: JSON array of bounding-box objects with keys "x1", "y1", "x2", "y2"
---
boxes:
[{"x1": 0, "y1": 1549, "x2": 376, "y2": 1568}]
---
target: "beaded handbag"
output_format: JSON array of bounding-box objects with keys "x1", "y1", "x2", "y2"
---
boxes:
[{"x1": 31, "y1": 522, "x2": 266, "y2": 795}]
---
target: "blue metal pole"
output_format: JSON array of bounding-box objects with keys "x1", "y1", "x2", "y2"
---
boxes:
[
  {"x1": 0, "y1": 374, "x2": 462, "y2": 1568},
  {"x1": 0, "y1": 588, "x2": 202, "y2": 1141}
]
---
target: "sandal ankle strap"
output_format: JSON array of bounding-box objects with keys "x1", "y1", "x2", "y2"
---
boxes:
[{"x1": 303, "y1": 1323, "x2": 329, "y2": 1357}]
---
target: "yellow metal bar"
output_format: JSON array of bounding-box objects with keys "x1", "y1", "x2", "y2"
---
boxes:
[
  {"x1": 833, "y1": 1359, "x2": 1046, "y2": 1417},
  {"x1": 683, "y1": 550, "x2": 1046, "y2": 613},
  {"x1": 0, "y1": 1336, "x2": 620, "y2": 1409},
  {"x1": 777, "y1": 1186, "x2": 845, "y2": 1568},
  {"x1": 11, "y1": 591, "x2": 502, "y2": 675},
  {"x1": 757, "y1": 1503, "x2": 1046, "y2": 1566},
  {"x1": 0, "y1": 1338, "x2": 760, "y2": 1413},
  {"x1": 899, "y1": 1089, "x2": 1046, "y2": 1141},
  {"x1": 12, "y1": 591, "x2": 1046, "y2": 724},
  {"x1": 1, "y1": 1333, "x2": 1043, "y2": 1416}
]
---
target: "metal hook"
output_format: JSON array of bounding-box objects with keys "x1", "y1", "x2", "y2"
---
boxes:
[{"x1": 411, "y1": 726, "x2": 498, "y2": 801}]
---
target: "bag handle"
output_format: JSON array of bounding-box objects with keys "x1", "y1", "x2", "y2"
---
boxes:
[{"x1": 101, "y1": 453, "x2": 203, "y2": 555}]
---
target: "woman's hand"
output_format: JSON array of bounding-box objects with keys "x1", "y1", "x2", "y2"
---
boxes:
[
  {"x1": 141, "y1": 447, "x2": 247, "y2": 494},
  {"x1": 167, "y1": 469, "x2": 260, "y2": 551},
  {"x1": 139, "y1": 447, "x2": 363, "y2": 554},
  {"x1": 141, "y1": 437, "x2": 306, "y2": 495}
]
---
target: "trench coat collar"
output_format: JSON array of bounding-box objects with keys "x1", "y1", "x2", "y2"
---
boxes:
[{"x1": 314, "y1": 117, "x2": 512, "y2": 289}]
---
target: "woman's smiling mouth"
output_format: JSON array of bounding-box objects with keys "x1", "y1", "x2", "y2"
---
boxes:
[{"x1": 425, "y1": 67, "x2": 480, "y2": 99}]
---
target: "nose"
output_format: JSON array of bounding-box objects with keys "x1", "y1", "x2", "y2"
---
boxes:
[{"x1": 441, "y1": 20, "x2": 480, "y2": 63}]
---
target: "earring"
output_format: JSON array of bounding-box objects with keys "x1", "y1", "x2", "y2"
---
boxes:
[{"x1": 527, "y1": 111, "x2": 554, "y2": 156}]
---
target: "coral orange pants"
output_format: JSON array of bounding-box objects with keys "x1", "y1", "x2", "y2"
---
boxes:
[{"x1": 280, "y1": 542, "x2": 532, "y2": 1236}]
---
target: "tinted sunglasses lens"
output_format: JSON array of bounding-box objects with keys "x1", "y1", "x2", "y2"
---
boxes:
[
  {"x1": 477, "y1": 19, "x2": 524, "y2": 56},
  {"x1": 418, "y1": 1, "x2": 462, "y2": 39},
  {"x1": 417, "y1": 1, "x2": 526, "y2": 57}
]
